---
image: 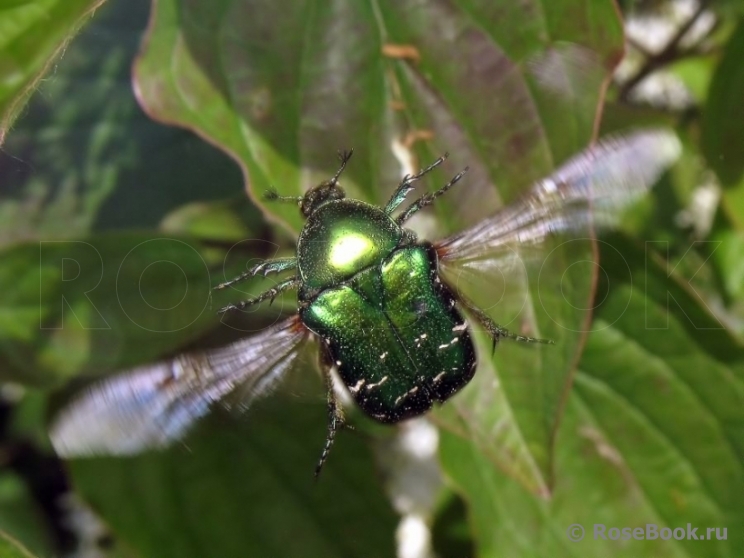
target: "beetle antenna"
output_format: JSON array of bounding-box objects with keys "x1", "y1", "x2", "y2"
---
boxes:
[
  {"x1": 263, "y1": 187, "x2": 302, "y2": 204},
  {"x1": 330, "y1": 148, "x2": 354, "y2": 185}
]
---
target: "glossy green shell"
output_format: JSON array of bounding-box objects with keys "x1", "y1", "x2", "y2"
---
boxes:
[
  {"x1": 297, "y1": 200, "x2": 402, "y2": 298},
  {"x1": 300, "y1": 242, "x2": 476, "y2": 423}
]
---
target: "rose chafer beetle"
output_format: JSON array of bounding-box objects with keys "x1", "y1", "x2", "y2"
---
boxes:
[
  {"x1": 50, "y1": 130, "x2": 681, "y2": 474},
  {"x1": 215, "y1": 150, "x2": 552, "y2": 472}
]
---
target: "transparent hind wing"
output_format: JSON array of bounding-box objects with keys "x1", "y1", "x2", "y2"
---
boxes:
[
  {"x1": 50, "y1": 316, "x2": 310, "y2": 458},
  {"x1": 437, "y1": 129, "x2": 681, "y2": 264}
]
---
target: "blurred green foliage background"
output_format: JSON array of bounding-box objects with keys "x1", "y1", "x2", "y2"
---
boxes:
[{"x1": 0, "y1": 0, "x2": 743, "y2": 557}]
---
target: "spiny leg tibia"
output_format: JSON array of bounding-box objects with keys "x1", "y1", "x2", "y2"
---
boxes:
[
  {"x1": 396, "y1": 167, "x2": 469, "y2": 225},
  {"x1": 214, "y1": 257, "x2": 297, "y2": 290},
  {"x1": 315, "y1": 366, "x2": 347, "y2": 478},
  {"x1": 217, "y1": 276, "x2": 300, "y2": 314},
  {"x1": 384, "y1": 153, "x2": 449, "y2": 215},
  {"x1": 457, "y1": 296, "x2": 554, "y2": 353}
]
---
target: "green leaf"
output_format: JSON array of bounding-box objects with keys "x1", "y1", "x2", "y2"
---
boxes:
[
  {"x1": 0, "y1": 0, "x2": 248, "y2": 247},
  {"x1": 722, "y1": 177, "x2": 744, "y2": 231},
  {"x1": 440, "y1": 237, "x2": 744, "y2": 557},
  {"x1": 0, "y1": 232, "x2": 277, "y2": 387},
  {"x1": 0, "y1": 0, "x2": 106, "y2": 145},
  {"x1": 160, "y1": 198, "x2": 268, "y2": 244},
  {"x1": 712, "y1": 226, "x2": 744, "y2": 302},
  {"x1": 135, "y1": 0, "x2": 623, "y2": 234},
  {"x1": 713, "y1": 174, "x2": 744, "y2": 309},
  {"x1": 668, "y1": 55, "x2": 717, "y2": 105},
  {"x1": 133, "y1": 0, "x2": 624, "y2": 496},
  {"x1": 0, "y1": 531, "x2": 37, "y2": 558},
  {"x1": 702, "y1": 18, "x2": 744, "y2": 187},
  {"x1": 69, "y1": 396, "x2": 398, "y2": 558},
  {"x1": 0, "y1": 476, "x2": 50, "y2": 558},
  {"x1": 431, "y1": 491, "x2": 475, "y2": 558}
]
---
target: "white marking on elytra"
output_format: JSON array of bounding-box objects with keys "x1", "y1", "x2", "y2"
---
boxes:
[
  {"x1": 437, "y1": 337, "x2": 459, "y2": 350},
  {"x1": 335, "y1": 360, "x2": 342, "y2": 366},
  {"x1": 433, "y1": 371, "x2": 446, "y2": 383},
  {"x1": 394, "y1": 385, "x2": 421, "y2": 406},
  {"x1": 452, "y1": 323, "x2": 467, "y2": 332},
  {"x1": 349, "y1": 379, "x2": 366, "y2": 394},
  {"x1": 414, "y1": 332, "x2": 428, "y2": 349},
  {"x1": 365, "y1": 375, "x2": 389, "y2": 391},
  {"x1": 380, "y1": 351, "x2": 388, "y2": 361}
]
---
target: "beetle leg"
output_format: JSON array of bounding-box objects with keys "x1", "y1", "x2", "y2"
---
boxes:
[
  {"x1": 384, "y1": 153, "x2": 449, "y2": 214},
  {"x1": 456, "y1": 295, "x2": 554, "y2": 351},
  {"x1": 315, "y1": 365, "x2": 346, "y2": 478},
  {"x1": 396, "y1": 167, "x2": 469, "y2": 225},
  {"x1": 217, "y1": 276, "x2": 300, "y2": 314},
  {"x1": 213, "y1": 257, "x2": 297, "y2": 290}
]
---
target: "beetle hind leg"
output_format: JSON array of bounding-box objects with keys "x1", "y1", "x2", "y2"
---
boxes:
[
  {"x1": 314, "y1": 365, "x2": 347, "y2": 478},
  {"x1": 457, "y1": 296, "x2": 554, "y2": 352}
]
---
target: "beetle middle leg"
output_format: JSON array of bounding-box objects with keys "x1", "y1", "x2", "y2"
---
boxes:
[
  {"x1": 214, "y1": 257, "x2": 297, "y2": 290},
  {"x1": 456, "y1": 295, "x2": 554, "y2": 352},
  {"x1": 314, "y1": 362, "x2": 347, "y2": 478},
  {"x1": 217, "y1": 276, "x2": 301, "y2": 313}
]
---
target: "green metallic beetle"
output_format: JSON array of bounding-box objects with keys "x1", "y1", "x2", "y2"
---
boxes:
[{"x1": 49, "y1": 130, "x2": 681, "y2": 474}]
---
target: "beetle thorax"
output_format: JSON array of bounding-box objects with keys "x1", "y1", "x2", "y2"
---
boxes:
[{"x1": 297, "y1": 199, "x2": 402, "y2": 295}]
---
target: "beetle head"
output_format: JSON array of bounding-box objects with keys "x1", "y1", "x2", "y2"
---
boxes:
[
  {"x1": 300, "y1": 180, "x2": 346, "y2": 217},
  {"x1": 299, "y1": 148, "x2": 353, "y2": 217}
]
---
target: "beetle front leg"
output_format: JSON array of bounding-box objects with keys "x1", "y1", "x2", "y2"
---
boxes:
[
  {"x1": 396, "y1": 167, "x2": 469, "y2": 225},
  {"x1": 384, "y1": 153, "x2": 449, "y2": 215},
  {"x1": 214, "y1": 257, "x2": 297, "y2": 291},
  {"x1": 217, "y1": 276, "x2": 300, "y2": 314}
]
